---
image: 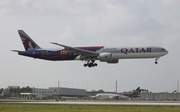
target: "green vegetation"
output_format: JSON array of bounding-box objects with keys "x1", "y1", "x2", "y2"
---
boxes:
[
  {"x1": 1, "y1": 86, "x2": 32, "y2": 98},
  {"x1": 0, "y1": 104, "x2": 179, "y2": 112}
]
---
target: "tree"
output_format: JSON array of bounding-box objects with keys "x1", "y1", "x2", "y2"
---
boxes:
[
  {"x1": 98, "y1": 89, "x2": 104, "y2": 93},
  {"x1": 0, "y1": 88, "x2": 3, "y2": 94},
  {"x1": 20, "y1": 86, "x2": 32, "y2": 93}
]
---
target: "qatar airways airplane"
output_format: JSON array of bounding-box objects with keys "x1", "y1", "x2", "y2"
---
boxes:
[{"x1": 12, "y1": 30, "x2": 168, "y2": 68}]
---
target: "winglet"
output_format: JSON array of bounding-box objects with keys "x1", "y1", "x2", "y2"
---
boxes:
[{"x1": 50, "y1": 42, "x2": 58, "y2": 45}]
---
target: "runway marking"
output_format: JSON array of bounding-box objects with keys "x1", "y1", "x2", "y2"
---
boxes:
[{"x1": 1, "y1": 101, "x2": 180, "y2": 106}]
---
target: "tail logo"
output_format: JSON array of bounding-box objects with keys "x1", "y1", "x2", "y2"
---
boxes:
[{"x1": 20, "y1": 33, "x2": 36, "y2": 50}]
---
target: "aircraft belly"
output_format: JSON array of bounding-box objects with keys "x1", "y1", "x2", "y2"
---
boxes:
[{"x1": 113, "y1": 53, "x2": 166, "y2": 59}]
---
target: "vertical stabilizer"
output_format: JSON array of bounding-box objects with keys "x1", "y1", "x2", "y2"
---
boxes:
[
  {"x1": 133, "y1": 87, "x2": 141, "y2": 94},
  {"x1": 18, "y1": 30, "x2": 41, "y2": 51}
]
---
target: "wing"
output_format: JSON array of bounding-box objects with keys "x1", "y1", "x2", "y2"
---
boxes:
[{"x1": 51, "y1": 42, "x2": 99, "y2": 57}]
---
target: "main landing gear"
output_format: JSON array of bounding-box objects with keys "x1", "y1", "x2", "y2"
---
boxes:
[{"x1": 84, "y1": 60, "x2": 98, "y2": 68}]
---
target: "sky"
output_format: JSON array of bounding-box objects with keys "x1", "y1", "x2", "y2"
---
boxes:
[{"x1": 0, "y1": 0, "x2": 180, "y2": 93}]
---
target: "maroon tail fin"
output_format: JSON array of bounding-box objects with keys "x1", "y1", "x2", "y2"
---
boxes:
[{"x1": 18, "y1": 30, "x2": 41, "y2": 51}]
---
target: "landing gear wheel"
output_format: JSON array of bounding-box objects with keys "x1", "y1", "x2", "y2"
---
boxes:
[
  {"x1": 155, "y1": 58, "x2": 159, "y2": 64},
  {"x1": 94, "y1": 63, "x2": 97, "y2": 66},
  {"x1": 84, "y1": 60, "x2": 97, "y2": 68},
  {"x1": 91, "y1": 63, "x2": 94, "y2": 67},
  {"x1": 84, "y1": 64, "x2": 87, "y2": 67},
  {"x1": 88, "y1": 64, "x2": 92, "y2": 68}
]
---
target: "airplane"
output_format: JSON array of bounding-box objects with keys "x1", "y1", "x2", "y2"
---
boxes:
[
  {"x1": 121, "y1": 87, "x2": 147, "y2": 99},
  {"x1": 12, "y1": 30, "x2": 168, "y2": 68},
  {"x1": 90, "y1": 93, "x2": 120, "y2": 100},
  {"x1": 90, "y1": 87, "x2": 146, "y2": 100}
]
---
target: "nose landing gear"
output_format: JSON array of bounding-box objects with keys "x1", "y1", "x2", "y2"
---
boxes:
[
  {"x1": 155, "y1": 58, "x2": 159, "y2": 64},
  {"x1": 84, "y1": 60, "x2": 98, "y2": 68}
]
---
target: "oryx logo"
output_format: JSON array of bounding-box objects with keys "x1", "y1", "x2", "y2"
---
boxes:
[{"x1": 20, "y1": 33, "x2": 36, "y2": 50}]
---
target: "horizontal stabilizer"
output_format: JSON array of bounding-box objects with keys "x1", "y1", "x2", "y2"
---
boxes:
[
  {"x1": 12, "y1": 50, "x2": 32, "y2": 55},
  {"x1": 12, "y1": 50, "x2": 22, "y2": 52}
]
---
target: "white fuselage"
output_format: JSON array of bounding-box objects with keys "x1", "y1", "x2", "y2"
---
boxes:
[
  {"x1": 97, "y1": 46, "x2": 168, "y2": 59},
  {"x1": 94, "y1": 93, "x2": 120, "y2": 99}
]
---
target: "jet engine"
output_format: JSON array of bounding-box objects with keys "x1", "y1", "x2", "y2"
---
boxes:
[
  {"x1": 98, "y1": 52, "x2": 112, "y2": 62},
  {"x1": 97, "y1": 52, "x2": 119, "y2": 63},
  {"x1": 107, "y1": 59, "x2": 119, "y2": 63}
]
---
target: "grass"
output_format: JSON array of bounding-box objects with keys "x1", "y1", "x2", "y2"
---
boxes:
[{"x1": 0, "y1": 104, "x2": 180, "y2": 112}]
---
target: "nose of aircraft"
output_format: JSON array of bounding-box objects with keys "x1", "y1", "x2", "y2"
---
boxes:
[{"x1": 165, "y1": 49, "x2": 169, "y2": 55}]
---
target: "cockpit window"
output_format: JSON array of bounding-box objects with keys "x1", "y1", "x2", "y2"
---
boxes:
[{"x1": 161, "y1": 49, "x2": 165, "y2": 51}]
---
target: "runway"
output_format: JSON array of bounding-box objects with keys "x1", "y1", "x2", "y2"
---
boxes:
[{"x1": 1, "y1": 101, "x2": 180, "y2": 106}]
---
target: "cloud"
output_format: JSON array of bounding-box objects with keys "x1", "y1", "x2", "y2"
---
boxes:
[
  {"x1": 0, "y1": 0, "x2": 12, "y2": 15},
  {"x1": 161, "y1": 0, "x2": 180, "y2": 7},
  {"x1": 86, "y1": 3, "x2": 135, "y2": 35}
]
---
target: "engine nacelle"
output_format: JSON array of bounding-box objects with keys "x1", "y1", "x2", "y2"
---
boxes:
[
  {"x1": 107, "y1": 59, "x2": 119, "y2": 63},
  {"x1": 98, "y1": 52, "x2": 112, "y2": 62},
  {"x1": 97, "y1": 52, "x2": 119, "y2": 63}
]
